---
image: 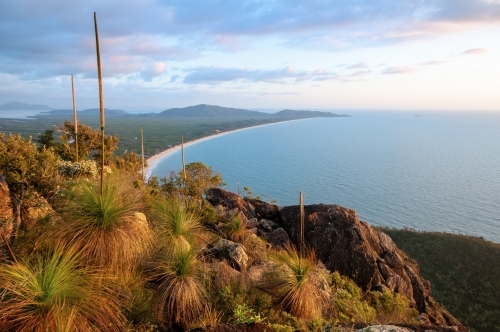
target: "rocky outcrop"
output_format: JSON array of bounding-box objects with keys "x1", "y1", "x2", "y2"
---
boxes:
[{"x1": 205, "y1": 189, "x2": 464, "y2": 329}]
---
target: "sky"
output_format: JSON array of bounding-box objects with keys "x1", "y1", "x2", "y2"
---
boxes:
[{"x1": 1, "y1": 0, "x2": 500, "y2": 112}]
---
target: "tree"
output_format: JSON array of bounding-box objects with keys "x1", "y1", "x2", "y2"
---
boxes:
[
  {"x1": 58, "y1": 120, "x2": 118, "y2": 163},
  {"x1": 152, "y1": 162, "x2": 224, "y2": 201},
  {"x1": 113, "y1": 151, "x2": 144, "y2": 176},
  {"x1": 37, "y1": 129, "x2": 60, "y2": 151},
  {"x1": 0, "y1": 133, "x2": 60, "y2": 238}
]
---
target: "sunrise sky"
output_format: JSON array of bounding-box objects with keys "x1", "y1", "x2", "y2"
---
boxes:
[{"x1": 1, "y1": 0, "x2": 499, "y2": 111}]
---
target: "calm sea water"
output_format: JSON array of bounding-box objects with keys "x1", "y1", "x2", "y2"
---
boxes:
[{"x1": 150, "y1": 111, "x2": 500, "y2": 243}]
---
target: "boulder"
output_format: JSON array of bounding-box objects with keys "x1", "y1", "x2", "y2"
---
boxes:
[
  {"x1": 259, "y1": 219, "x2": 278, "y2": 232},
  {"x1": 21, "y1": 193, "x2": 57, "y2": 232},
  {"x1": 215, "y1": 239, "x2": 249, "y2": 271},
  {"x1": 245, "y1": 198, "x2": 279, "y2": 219},
  {"x1": 278, "y1": 203, "x2": 432, "y2": 316},
  {"x1": 206, "y1": 188, "x2": 256, "y2": 220},
  {"x1": 206, "y1": 189, "x2": 464, "y2": 328}
]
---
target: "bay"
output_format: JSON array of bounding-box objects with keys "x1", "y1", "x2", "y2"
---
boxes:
[{"x1": 150, "y1": 111, "x2": 500, "y2": 243}]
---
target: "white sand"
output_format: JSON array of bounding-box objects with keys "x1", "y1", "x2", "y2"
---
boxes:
[{"x1": 144, "y1": 119, "x2": 302, "y2": 178}]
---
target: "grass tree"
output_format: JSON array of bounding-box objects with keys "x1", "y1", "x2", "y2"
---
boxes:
[
  {"x1": 0, "y1": 246, "x2": 127, "y2": 331},
  {"x1": 265, "y1": 245, "x2": 330, "y2": 319},
  {"x1": 57, "y1": 175, "x2": 152, "y2": 275},
  {"x1": 150, "y1": 196, "x2": 212, "y2": 250},
  {"x1": 147, "y1": 247, "x2": 207, "y2": 330}
]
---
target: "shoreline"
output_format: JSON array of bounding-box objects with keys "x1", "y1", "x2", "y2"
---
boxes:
[{"x1": 144, "y1": 118, "x2": 305, "y2": 178}]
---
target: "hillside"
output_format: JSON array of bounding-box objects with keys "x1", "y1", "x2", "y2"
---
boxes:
[
  {"x1": 0, "y1": 101, "x2": 54, "y2": 111},
  {"x1": 157, "y1": 104, "x2": 347, "y2": 118},
  {"x1": 381, "y1": 228, "x2": 500, "y2": 332},
  {"x1": 157, "y1": 104, "x2": 268, "y2": 117}
]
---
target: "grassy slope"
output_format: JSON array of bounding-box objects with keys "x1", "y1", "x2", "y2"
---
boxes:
[
  {"x1": 0, "y1": 114, "x2": 292, "y2": 156},
  {"x1": 381, "y1": 228, "x2": 500, "y2": 332}
]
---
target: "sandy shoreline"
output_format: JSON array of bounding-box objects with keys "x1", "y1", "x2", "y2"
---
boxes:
[{"x1": 144, "y1": 118, "x2": 303, "y2": 178}]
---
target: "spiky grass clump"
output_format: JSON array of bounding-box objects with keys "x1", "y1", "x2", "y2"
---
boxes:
[
  {"x1": 150, "y1": 196, "x2": 211, "y2": 249},
  {"x1": 0, "y1": 246, "x2": 126, "y2": 331},
  {"x1": 221, "y1": 214, "x2": 248, "y2": 242},
  {"x1": 57, "y1": 176, "x2": 152, "y2": 274},
  {"x1": 265, "y1": 245, "x2": 329, "y2": 319},
  {"x1": 148, "y1": 247, "x2": 207, "y2": 329}
]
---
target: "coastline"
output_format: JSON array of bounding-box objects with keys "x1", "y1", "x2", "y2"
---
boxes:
[{"x1": 144, "y1": 118, "x2": 305, "y2": 178}]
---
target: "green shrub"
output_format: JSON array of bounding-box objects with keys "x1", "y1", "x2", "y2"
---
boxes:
[
  {"x1": 330, "y1": 271, "x2": 376, "y2": 323},
  {"x1": 368, "y1": 290, "x2": 418, "y2": 324}
]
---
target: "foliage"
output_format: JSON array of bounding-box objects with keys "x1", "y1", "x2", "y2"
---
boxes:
[
  {"x1": 57, "y1": 120, "x2": 118, "y2": 162},
  {"x1": 147, "y1": 247, "x2": 207, "y2": 330},
  {"x1": 0, "y1": 246, "x2": 127, "y2": 331},
  {"x1": 58, "y1": 159, "x2": 99, "y2": 178},
  {"x1": 382, "y1": 227, "x2": 500, "y2": 332},
  {"x1": 221, "y1": 213, "x2": 248, "y2": 241},
  {"x1": 56, "y1": 175, "x2": 152, "y2": 274},
  {"x1": 242, "y1": 186, "x2": 262, "y2": 200},
  {"x1": 368, "y1": 291, "x2": 418, "y2": 324},
  {"x1": 149, "y1": 196, "x2": 211, "y2": 250},
  {"x1": 153, "y1": 162, "x2": 224, "y2": 201},
  {"x1": 38, "y1": 129, "x2": 60, "y2": 151},
  {"x1": 0, "y1": 133, "x2": 61, "y2": 237},
  {"x1": 113, "y1": 150, "x2": 144, "y2": 176},
  {"x1": 233, "y1": 303, "x2": 266, "y2": 324},
  {"x1": 265, "y1": 245, "x2": 329, "y2": 319},
  {"x1": 330, "y1": 271, "x2": 376, "y2": 323}
]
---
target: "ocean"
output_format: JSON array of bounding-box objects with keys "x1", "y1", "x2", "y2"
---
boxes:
[{"x1": 149, "y1": 111, "x2": 500, "y2": 243}]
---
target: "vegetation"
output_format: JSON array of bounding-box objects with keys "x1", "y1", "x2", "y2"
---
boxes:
[
  {"x1": 0, "y1": 246, "x2": 127, "y2": 331},
  {"x1": 56, "y1": 175, "x2": 153, "y2": 275},
  {"x1": 1, "y1": 112, "x2": 296, "y2": 156},
  {"x1": 264, "y1": 246, "x2": 329, "y2": 319},
  {"x1": 0, "y1": 126, "x2": 488, "y2": 331},
  {"x1": 381, "y1": 227, "x2": 500, "y2": 332}
]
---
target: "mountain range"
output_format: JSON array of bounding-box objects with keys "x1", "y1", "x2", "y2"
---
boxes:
[
  {"x1": 47, "y1": 104, "x2": 347, "y2": 118},
  {"x1": 0, "y1": 101, "x2": 54, "y2": 111}
]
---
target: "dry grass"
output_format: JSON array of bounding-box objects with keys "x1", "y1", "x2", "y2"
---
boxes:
[
  {"x1": 147, "y1": 247, "x2": 207, "y2": 329},
  {"x1": 265, "y1": 245, "x2": 329, "y2": 319},
  {"x1": 56, "y1": 175, "x2": 152, "y2": 275},
  {"x1": 0, "y1": 246, "x2": 126, "y2": 331}
]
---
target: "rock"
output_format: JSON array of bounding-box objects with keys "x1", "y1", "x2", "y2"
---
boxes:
[
  {"x1": 278, "y1": 203, "x2": 435, "y2": 319},
  {"x1": 247, "y1": 218, "x2": 259, "y2": 228},
  {"x1": 247, "y1": 259, "x2": 277, "y2": 286},
  {"x1": 404, "y1": 266, "x2": 426, "y2": 312},
  {"x1": 245, "y1": 198, "x2": 279, "y2": 219},
  {"x1": 190, "y1": 322, "x2": 272, "y2": 332},
  {"x1": 21, "y1": 192, "x2": 57, "y2": 233},
  {"x1": 356, "y1": 326, "x2": 413, "y2": 332},
  {"x1": 206, "y1": 189, "x2": 464, "y2": 329},
  {"x1": 215, "y1": 239, "x2": 249, "y2": 271},
  {"x1": 206, "y1": 188, "x2": 257, "y2": 220},
  {"x1": 264, "y1": 227, "x2": 290, "y2": 248},
  {"x1": 280, "y1": 204, "x2": 383, "y2": 291},
  {"x1": 259, "y1": 219, "x2": 278, "y2": 232}
]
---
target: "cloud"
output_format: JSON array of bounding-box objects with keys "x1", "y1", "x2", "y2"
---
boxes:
[
  {"x1": 382, "y1": 66, "x2": 415, "y2": 75},
  {"x1": 183, "y1": 66, "x2": 339, "y2": 84},
  {"x1": 461, "y1": 48, "x2": 488, "y2": 55},
  {"x1": 347, "y1": 62, "x2": 369, "y2": 70},
  {"x1": 1, "y1": 0, "x2": 499, "y2": 88}
]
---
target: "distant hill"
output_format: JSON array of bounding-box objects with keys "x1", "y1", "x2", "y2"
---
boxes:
[
  {"x1": 157, "y1": 104, "x2": 348, "y2": 118},
  {"x1": 274, "y1": 109, "x2": 343, "y2": 118},
  {"x1": 44, "y1": 108, "x2": 128, "y2": 117},
  {"x1": 0, "y1": 101, "x2": 53, "y2": 111},
  {"x1": 157, "y1": 104, "x2": 268, "y2": 118}
]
